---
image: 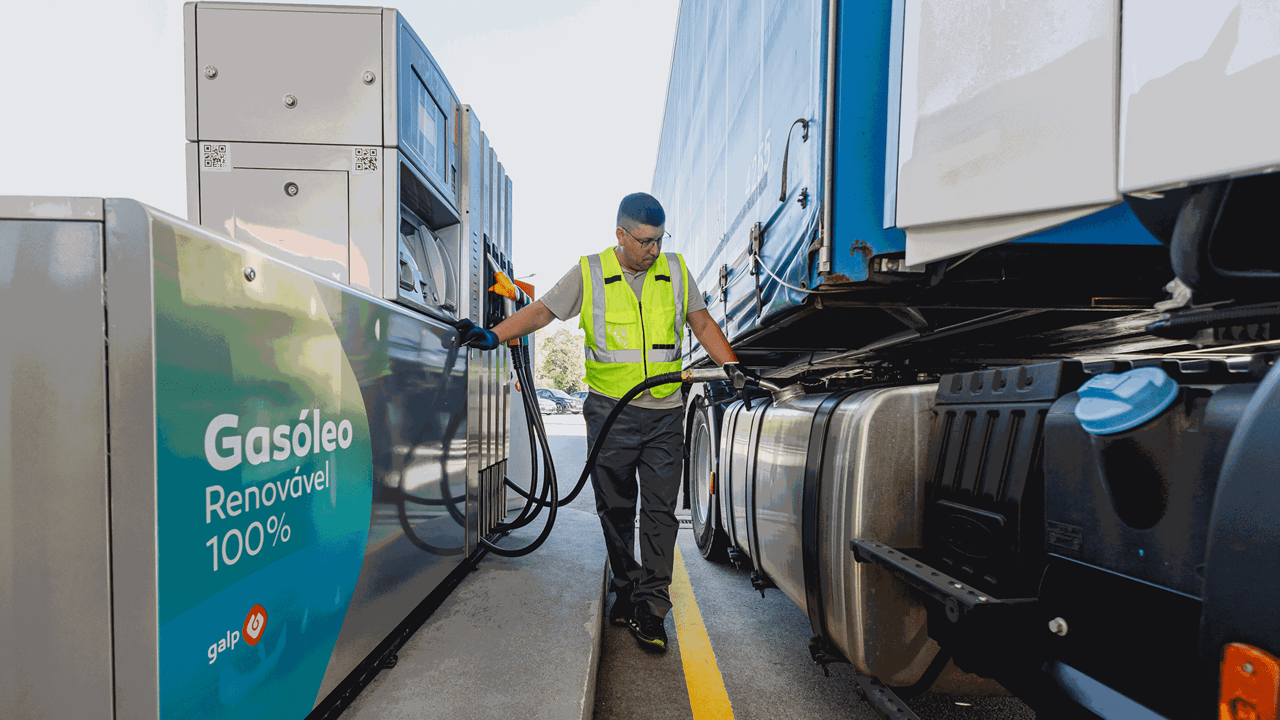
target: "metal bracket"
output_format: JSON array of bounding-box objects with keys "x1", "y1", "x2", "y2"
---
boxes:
[
  {"x1": 749, "y1": 569, "x2": 774, "y2": 598},
  {"x1": 750, "y1": 222, "x2": 764, "y2": 318},
  {"x1": 719, "y1": 263, "x2": 730, "y2": 301},
  {"x1": 808, "y1": 636, "x2": 849, "y2": 678},
  {"x1": 852, "y1": 675, "x2": 923, "y2": 720},
  {"x1": 850, "y1": 539, "x2": 1033, "y2": 623}
]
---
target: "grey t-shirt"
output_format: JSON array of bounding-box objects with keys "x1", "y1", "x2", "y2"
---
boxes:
[{"x1": 541, "y1": 248, "x2": 707, "y2": 409}]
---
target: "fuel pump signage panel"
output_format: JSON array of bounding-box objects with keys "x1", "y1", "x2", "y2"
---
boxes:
[{"x1": 151, "y1": 228, "x2": 377, "y2": 719}]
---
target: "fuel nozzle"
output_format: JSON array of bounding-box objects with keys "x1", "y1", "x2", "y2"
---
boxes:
[{"x1": 681, "y1": 364, "x2": 781, "y2": 392}]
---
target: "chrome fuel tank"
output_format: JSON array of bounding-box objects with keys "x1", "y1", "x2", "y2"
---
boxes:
[{"x1": 720, "y1": 385, "x2": 946, "y2": 682}]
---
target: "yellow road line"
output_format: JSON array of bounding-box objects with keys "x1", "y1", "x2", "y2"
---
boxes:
[{"x1": 671, "y1": 544, "x2": 736, "y2": 720}]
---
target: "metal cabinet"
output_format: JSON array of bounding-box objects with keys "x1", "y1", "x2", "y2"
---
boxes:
[{"x1": 190, "y1": 4, "x2": 383, "y2": 146}]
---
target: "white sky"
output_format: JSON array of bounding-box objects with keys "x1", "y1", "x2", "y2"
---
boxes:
[{"x1": 0, "y1": 0, "x2": 680, "y2": 312}]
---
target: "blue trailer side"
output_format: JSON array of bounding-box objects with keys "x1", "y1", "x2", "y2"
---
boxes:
[{"x1": 654, "y1": 0, "x2": 1167, "y2": 374}]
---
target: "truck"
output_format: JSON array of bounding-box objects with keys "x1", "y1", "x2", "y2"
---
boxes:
[{"x1": 656, "y1": 1, "x2": 1280, "y2": 718}]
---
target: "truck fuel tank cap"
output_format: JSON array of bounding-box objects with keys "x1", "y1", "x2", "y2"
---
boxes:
[{"x1": 1074, "y1": 367, "x2": 1179, "y2": 435}]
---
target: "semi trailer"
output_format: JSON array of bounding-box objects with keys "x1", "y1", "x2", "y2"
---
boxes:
[{"x1": 656, "y1": 1, "x2": 1280, "y2": 718}]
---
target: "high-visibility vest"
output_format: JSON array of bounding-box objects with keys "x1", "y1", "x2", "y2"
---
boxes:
[{"x1": 579, "y1": 247, "x2": 690, "y2": 399}]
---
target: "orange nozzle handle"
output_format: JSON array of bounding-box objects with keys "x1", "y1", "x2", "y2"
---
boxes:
[{"x1": 490, "y1": 271, "x2": 519, "y2": 301}]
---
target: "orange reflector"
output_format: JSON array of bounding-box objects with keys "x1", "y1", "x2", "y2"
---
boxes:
[
  {"x1": 709, "y1": 470, "x2": 715, "y2": 496},
  {"x1": 1222, "y1": 643, "x2": 1280, "y2": 720},
  {"x1": 489, "y1": 271, "x2": 519, "y2": 300}
]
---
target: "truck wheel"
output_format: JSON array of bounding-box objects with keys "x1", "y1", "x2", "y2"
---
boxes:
[{"x1": 689, "y1": 405, "x2": 729, "y2": 562}]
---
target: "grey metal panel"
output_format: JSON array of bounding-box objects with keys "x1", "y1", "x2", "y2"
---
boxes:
[
  {"x1": 184, "y1": 2, "x2": 198, "y2": 142},
  {"x1": 197, "y1": 1, "x2": 379, "y2": 12},
  {"x1": 103, "y1": 198, "x2": 161, "y2": 720},
  {"x1": 193, "y1": 5, "x2": 383, "y2": 145},
  {"x1": 459, "y1": 108, "x2": 484, "y2": 322},
  {"x1": 504, "y1": 175, "x2": 513, "y2": 257},
  {"x1": 0, "y1": 214, "x2": 114, "y2": 719},
  {"x1": 496, "y1": 161, "x2": 506, "y2": 257},
  {"x1": 382, "y1": 149, "x2": 400, "y2": 302},
  {"x1": 502, "y1": 349, "x2": 510, "y2": 464},
  {"x1": 483, "y1": 137, "x2": 494, "y2": 240},
  {"x1": 506, "y1": 377, "x2": 533, "y2": 512},
  {"x1": 819, "y1": 385, "x2": 939, "y2": 682},
  {"x1": 0, "y1": 196, "x2": 103, "y2": 221},
  {"x1": 458, "y1": 108, "x2": 484, "y2": 553},
  {"x1": 382, "y1": 9, "x2": 400, "y2": 152},
  {"x1": 896, "y1": 0, "x2": 1121, "y2": 227},
  {"x1": 200, "y1": 167, "x2": 351, "y2": 284},
  {"x1": 185, "y1": 143, "x2": 201, "y2": 223},
  {"x1": 1119, "y1": 0, "x2": 1280, "y2": 191}
]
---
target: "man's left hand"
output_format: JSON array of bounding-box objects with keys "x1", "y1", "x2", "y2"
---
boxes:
[{"x1": 455, "y1": 318, "x2": 501, "y2": 350}]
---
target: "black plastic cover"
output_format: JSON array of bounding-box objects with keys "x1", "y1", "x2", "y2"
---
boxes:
[
  {"x1": 924, "y1": 361, "x2": 1085, "y2": 595},
  {"x1": 1044, "y1": 377, "x2": 1257, "y2": 598},
  {"x1": 1199, "y1": 359, "x2": 1280, "y2": 705}
]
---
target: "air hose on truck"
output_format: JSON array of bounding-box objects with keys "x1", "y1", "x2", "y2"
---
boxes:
[{"x1": 477, "y1": 340, "x2": 749, "y2": 558}]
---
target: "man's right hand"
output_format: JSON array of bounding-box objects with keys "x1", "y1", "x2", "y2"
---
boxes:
[
  {"x1": 455, "y1": 318, "x2": 500, "y2": 350},
  {"x1": 722, "y1": 361, "x2": 759, "y2": 389}
]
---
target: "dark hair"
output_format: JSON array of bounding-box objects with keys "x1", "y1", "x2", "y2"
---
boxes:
[{"x1": 617, "y1": 192, "x2": 665, "y2": 229}]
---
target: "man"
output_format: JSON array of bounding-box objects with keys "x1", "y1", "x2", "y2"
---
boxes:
[{"x1": 456, "y1": 192, "x2": 742, "y2": 652}]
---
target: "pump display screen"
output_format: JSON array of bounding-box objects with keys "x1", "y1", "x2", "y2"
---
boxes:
[{"x1": 408, "y1": 68, "x2": 447, "y2": 181}]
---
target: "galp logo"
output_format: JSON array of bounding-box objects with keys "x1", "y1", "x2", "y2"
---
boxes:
[{"x1": 243, "y1": 604, "x2": 268, "y2": 646}]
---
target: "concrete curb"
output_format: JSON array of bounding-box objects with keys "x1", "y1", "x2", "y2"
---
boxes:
[{"x1": 578, "y1": 558, "x2": 609, "y2": 720}]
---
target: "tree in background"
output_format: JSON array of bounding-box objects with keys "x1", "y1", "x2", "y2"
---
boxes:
[{"x1": 535, "y1": 326, "x2": 586, "y2": 393}]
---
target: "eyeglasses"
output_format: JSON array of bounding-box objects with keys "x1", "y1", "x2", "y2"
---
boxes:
[{"x1": 621, "y1": 226, "x2": 671, "y2": 249}]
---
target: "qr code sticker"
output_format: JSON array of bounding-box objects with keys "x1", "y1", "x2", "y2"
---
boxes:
[
  {"x1": 353, "y1": 147, "x2": 379, "y2": 175},
  {"x1": 201, "y1": 143, "x2": 230, "y2": 172}
]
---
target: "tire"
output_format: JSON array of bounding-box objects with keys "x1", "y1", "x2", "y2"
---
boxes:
[{"x1": 689, "y1": 404, "x2": 729, "y2": 562}]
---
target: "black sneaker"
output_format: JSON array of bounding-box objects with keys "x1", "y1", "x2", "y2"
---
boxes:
[
  {"x1": 608, "y1": 582, "x2": 636, "y2": 627},
  {"x1": 629, "y1": 605, "x2": 668, "y2": 651}
]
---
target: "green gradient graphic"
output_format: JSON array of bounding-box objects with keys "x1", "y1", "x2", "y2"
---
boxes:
[{"x1": 153, "y1": 226, "x2": 375, "y2": 720}]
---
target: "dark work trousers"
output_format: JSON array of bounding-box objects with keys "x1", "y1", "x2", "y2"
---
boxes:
[{"x1": 583, "y1": 392, "x2": 684, "y2": 618}]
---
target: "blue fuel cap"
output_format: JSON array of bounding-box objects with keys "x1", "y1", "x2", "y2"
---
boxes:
[{"x1": 1074, "y1": 367, "x2": 1179, "y2": 435}]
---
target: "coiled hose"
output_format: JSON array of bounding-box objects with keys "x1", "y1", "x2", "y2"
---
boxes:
[{"x1": 477, "y1": 342, "x2": 733, "y2": 558}]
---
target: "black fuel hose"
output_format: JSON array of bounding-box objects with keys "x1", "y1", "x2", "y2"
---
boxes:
[{"x1": 479, "y1": 355, "x2": 735, "y2": 558}]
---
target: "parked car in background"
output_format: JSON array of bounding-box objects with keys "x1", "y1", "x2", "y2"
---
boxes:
[
  {"x1": 536, "y1": 395, "x2": 559, "y2": 415},
  {"x1": 571, "y1": 391, "x2": 589, "y2": 403},
  {"x1": 535, "y1": 389, "x2": 570, "y2": 414},
  {"x1": 536, "y1": 388, "x2": 582, "y2": 414}
]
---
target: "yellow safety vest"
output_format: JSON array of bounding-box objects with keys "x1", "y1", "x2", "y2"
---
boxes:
[{"x1": 579, "y1": 247, "x2": 690, "y2": 399}]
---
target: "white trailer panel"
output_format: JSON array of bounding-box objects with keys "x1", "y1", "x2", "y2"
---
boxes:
[{"x1": 1119, "y1": 0, "x2": 1280, "y2": 192}]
